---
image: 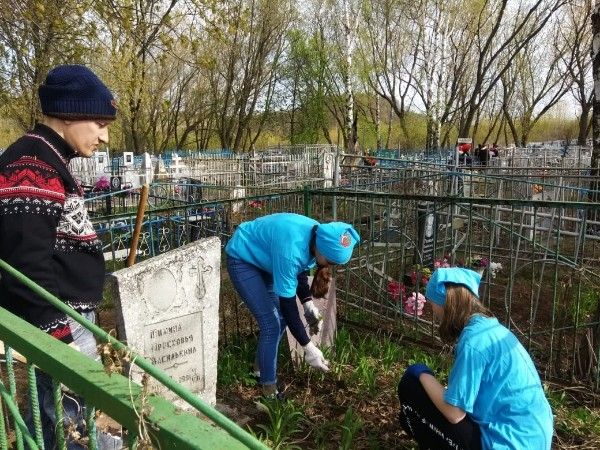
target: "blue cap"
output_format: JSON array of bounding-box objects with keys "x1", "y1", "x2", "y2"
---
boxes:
[
  {"x1": 425, "y1": 268, "x2": 481, "y2": 306},
  {"x1": 39, "y1": 65, "x2": 117, "y2": 120},
  {"x1": 316, "y1": 222, "x2": 360, "y2": 264}
]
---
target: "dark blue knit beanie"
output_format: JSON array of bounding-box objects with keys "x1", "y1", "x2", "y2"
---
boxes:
[{"x1": 38, "y1": 65, "x2": 117, "y2": 120}]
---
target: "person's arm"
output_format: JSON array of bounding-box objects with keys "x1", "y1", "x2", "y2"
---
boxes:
[
  {"x1": 279, "y1": 296, "x2": 310, "y2": 346},
  {"x1": 0, "y1": 158, "x2": 72, "y2": 342},
  {"x1": 419, "y1": 373, "x2": 467, "y2": 424},
  {"x1": 280, "y1": 295, "x2": 329, "y2": 371},
  {"x1": 296, "y1": 271, "x2": 312, "y2": 304}
]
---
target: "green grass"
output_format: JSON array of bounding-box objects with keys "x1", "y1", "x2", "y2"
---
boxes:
[
  {"x1": 218, "y1": 325, "x2": 600, "y2": 449},
  {"x1": 217, "y1": 336, "x2": 259, "y2": 387}
]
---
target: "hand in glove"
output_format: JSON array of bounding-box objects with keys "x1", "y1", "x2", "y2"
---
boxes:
[
  {"x1": 404, "y1": 363, "x2": 434, "y2": 380},
  {"x1": 303, "y1": 341, "x2": 329, "y2": 372},
  {"x1": 303, "y1": 300, "x2": 323, "y2": 335}
]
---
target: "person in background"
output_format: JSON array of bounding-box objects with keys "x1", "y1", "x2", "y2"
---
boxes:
[
  {"x1": 226, "y1": 213, "x2": 360, "y2": 398},
  {"x1": 476, "y1": 144, "x2": 488, "y2": 166},
  {"x1": 0, "y1": 64, "x2": 116, "y2": 449},
  {"x1": 397, "y1": 268, "x2": 553, "y2": 449},
  {"x1": 490, "y1": 142, "x2": 499, "y2": 158},
  {"x1": 363, "y1": 148, "x2": 377, "y2": 168},
  {"x1": 457, "y1": 143, "x2": 472, "y2": 166}
]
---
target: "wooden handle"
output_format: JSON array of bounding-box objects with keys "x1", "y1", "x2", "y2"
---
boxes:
[{"x1": 126, "y1": 184, "x2": 149, "y2": 267}]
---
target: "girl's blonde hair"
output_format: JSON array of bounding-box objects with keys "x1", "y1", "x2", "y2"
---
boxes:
[{"x1": 438, "y1": 284, "x2": 493, "y2": 344}]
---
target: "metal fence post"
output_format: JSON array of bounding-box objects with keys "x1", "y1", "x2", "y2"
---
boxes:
[
  {"x1": 333, "y1": 145, "x2": 339, "y2": 220},
  {"x1": 304, "y1": 185, "x2": 312, "y2": 217}
]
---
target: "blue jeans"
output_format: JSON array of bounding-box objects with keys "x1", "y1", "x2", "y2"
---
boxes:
[
  {"x1": 227, "y1": 257, "x2": 287, "y2": 385},
  {"x1": 26, "y1": 311, "x2": 119, "y2": 450}
]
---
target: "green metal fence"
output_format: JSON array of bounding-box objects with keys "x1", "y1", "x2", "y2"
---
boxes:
[
  {"x1": 92, "y1": 183, "x2": 600, "y2": 391},
  {"x1": 308, "y1": 190, "x2": 600, "y2": 386},
  {"x1": 0, "y1": 260, "x2": 268, "y2": 450}
]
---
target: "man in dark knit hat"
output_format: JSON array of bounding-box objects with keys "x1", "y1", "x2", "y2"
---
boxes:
[{"x1": 0, "y1": 64, "x2": 117, "y2": 449}]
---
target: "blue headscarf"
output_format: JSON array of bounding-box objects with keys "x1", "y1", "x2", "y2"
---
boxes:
[
  {"x1": 425, "y1": 268, "x2": 481, "y2": 306},
  {"x1": 315, "y1": 222, "x2": 360, "y2": 264}
]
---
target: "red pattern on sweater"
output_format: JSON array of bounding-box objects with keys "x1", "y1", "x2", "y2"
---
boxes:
[
  {"x1": 50, "y1": 324, "x2": 72, "y2": 342},
  {"x1": 0, "y1": 159, "x2": 65, "y2": 200}
]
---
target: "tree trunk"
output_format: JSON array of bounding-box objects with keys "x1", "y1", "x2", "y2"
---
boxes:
[
  {"x1": 375, "y1": 94, "x2": 381, "y2": 151},
  {"x1": 589, "y1": 5, "x2": 600, "y2": 379},
  {"x1": 343, "y1": 0, "x2": 358, "y2": 153},
  {"x1": 385, "y1": 107, "x2": 392, "y2": 149},
  {"x1": 578, "y1": 103, "x2": 592, "y2": 146},
  {"x1": 591, "y1": 5, "x2": 600, "y2": 202},
  {"x1": 503, "y1": 106, "x2": 519, "y2": 148}
]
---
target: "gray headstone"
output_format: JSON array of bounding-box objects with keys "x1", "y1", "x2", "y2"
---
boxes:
[{"x1": 105, "y1": 236, "x2": 220, "y2": 408}]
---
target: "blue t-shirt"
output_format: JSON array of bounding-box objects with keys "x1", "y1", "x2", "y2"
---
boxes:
[
  {"x1": 444, "y1": 315, "x2": 553, "y2": 449},
  {"x1": 225, "y1": 213, "x2": 317, "y2": 297}
]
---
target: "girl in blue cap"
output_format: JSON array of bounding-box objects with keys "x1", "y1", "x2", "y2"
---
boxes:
[
  {"x1": 397, "y1": 267, "x2": 553, "y2": 449},
  {"x1": 226, "y1": 213, "x2": 360, "y2": 398}
]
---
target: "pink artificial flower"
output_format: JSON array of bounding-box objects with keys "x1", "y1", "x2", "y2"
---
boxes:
[
  {"x1": 404, "y1": 292, "x2": 426, "y2": 316},
  {"x1": 94, "y1": 176, "x2": 110, "y2": 191}
]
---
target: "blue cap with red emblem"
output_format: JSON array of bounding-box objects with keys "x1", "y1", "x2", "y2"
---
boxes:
[{"x1": 316, "y1": 222, "x2": 360, "y2": 265}]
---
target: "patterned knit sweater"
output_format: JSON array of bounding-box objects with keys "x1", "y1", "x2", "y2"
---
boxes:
[{"x1": 0, "y1": 124, "x2": 105, "y2": 343}]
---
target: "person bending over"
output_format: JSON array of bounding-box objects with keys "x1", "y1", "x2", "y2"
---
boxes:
[{"x1": 226, "y1": 213, "x2": 360, "y2": 398}]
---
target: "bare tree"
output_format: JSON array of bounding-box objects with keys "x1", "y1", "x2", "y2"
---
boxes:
[
  {"x1": 559, "y1": 0, "x2": 592, "y2": 146},
  {"x1": 0, "y1": 0, "x2": 95, "y2": 129},
  {"x1": 361, "y1": 0, "x2": 417, "y2": 146},
  {"x1": 301, "y1": 0, "x2": 363, "y2": 152},
  {"x1": 409, "y1": 0, "x2": 476, "y2": 150},
  {"x1": 592, "y1": 2, "x2": 600, "y2": 178},
  {"x1": 204, "y1": 0, "x2": 293, "y2": 151},
  {"x1": 94, "y1": 0, "x2": 180, "y2": 153},
  {"x1": 456, "y1": 0, "x2": 567, "y2": 138},
  {"x1": 340, "y1": 0, "x2": 361, "y2": 152},
  {"x1": 499, "y1": 20, "x2": 571, "y2": 147}
]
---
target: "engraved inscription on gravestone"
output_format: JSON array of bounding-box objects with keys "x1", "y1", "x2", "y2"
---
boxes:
[{"x1": 144, "y1": 312, "x2": 204, "y2": 390}]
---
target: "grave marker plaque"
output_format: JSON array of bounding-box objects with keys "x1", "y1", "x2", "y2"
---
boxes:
[
  {"x1": 416, "y1": 202, "x2": 437, "y2": 267},
  {"x1": 105, "y1": 237, "x2": 220, "y2": 408}
]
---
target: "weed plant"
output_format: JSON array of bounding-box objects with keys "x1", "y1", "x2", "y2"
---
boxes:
[
  {"x1": 340, "y1": 407, "x2": 362, "y2": 450},
  {"x1": 255, "y1": 397, "x2": 306, "y2": 449},
  {"x1": 217, "y1": 336, "x2": 258, "y2": 387}
]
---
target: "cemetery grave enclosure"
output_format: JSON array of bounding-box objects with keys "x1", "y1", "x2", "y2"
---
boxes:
[{"x1": 11, "y1": 144, "x2": 593, "y2": 448}]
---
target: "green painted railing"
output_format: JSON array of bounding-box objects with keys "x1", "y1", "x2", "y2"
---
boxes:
[{"x1": 0, "y1": 259, "x2": 269, "y2": 450}]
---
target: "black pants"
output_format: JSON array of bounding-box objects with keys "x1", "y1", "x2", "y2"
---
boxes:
[{"x1": 397, "y1": 373, "x2": 482, "y2": 450}]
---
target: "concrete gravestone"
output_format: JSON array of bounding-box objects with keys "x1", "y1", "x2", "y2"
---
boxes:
[{"x1": 106, "y1": 236, "x2": 220, "y2": 408}]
